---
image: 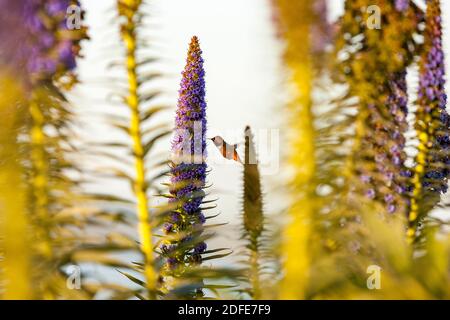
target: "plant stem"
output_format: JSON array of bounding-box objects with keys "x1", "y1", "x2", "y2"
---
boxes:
[
  {"x1": 274, "y1": 0, "x2": 315, "y2": 300},
  {"x1": 29, "y1": 95, "x2": 53, "y2": 260},
  {"x1": 121, "y1": 5, "x2": 157, "y2": 299},
  {"x1": 0, "y1": 75, "x2": 33, "y2": 299},
  {"x1": 249, "y1": 239, "x2": 261, "y2": 299}
]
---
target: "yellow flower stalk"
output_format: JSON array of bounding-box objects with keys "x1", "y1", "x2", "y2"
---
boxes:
[
  {"x1": 118, "y1": 0, "x2": 157, "y2": 298},
  {"x1": 0, "y1": 73, "x2": 33, "y2": 299},
  {"x1": 408, "y1": 0, "x2": 447, "y2": 242},
  {"x1": 29, "y1": 91, "x2": 53, "y2": 260},
  {"x1": 273, "y1": 0, "x2": 316, "y2": 299}
]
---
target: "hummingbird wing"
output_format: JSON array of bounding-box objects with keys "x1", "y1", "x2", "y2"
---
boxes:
[
  {"x1": 225, "y1": 143, "x2": 243, "y2": 164},
  {"x1": 233, "y1": 149, "x2": 243, "y2": 164},
  {"x1": 211, "y1": 137, "x2": 243, "y2": 164}
]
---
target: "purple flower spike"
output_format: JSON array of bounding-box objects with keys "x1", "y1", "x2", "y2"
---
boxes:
[
  {"x1": 162, "y1": 37, "x2": 208, "y2": 286},
  {"x1": 0, "y1": 0, "x2": 86, "y2": 83},
  {"x1": 338, "y1": 1, "x2": 422, "y2": 215},
  {"x1": 415, "y1": 0, "x2": 449, "y2": 196},
  {"x1": 361, "y1": 71, "x2": 410, "y2": 214}
]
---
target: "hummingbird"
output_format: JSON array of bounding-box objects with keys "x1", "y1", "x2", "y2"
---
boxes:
[{"x1": 210, "y1": 136, "x2": 242, "y2": 164}]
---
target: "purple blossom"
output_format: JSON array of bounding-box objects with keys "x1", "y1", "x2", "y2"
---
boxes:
[
  {"x1": 388, "y1": 204, "x2": 396, "y2": 214},
  {"x1": 366, "y1": 189, "x2": 376, "y2": 199},
  {"x1": 384, "y1": 194, "x2": 394, "y2": 203},
  {"x1": 395, "y1": 0, "x2": 410, "y2": 12},
  {"x1": 194, "y1": 242, "x2": 207, "y2": 254},
  {"x1": 416, "y1": 0, "x2": 448, "y2": 195},
  {"x1": 163, "y1": 223, "x2": 173, "y2": 234},
  {"x1": 360, "y1": 174, "x2": 371, "y2": 183},
  {"x1": 386, "y1": 72, "x2": 409, "y2": 201},
  {"x1": 361, "y1": 71, "x2": 410, "y2": 214},
  {"x1": 198, "y1": 213, "x2": 206, "y2": 224},
  {"x1": 163, "y1": 37, "x2": 208, "y2": 276},
  {"x1": 167, "y1": 258, "x2": 178, "y2": 269},
  {"x1": 339, "y1": 1, "x2": 421, "y2": 215},
  {"x1": 0, "y1": 0, "x2": 85, "y2": 82}
]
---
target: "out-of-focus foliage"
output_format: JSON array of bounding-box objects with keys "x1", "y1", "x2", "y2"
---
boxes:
[
  {"x1": 114, "y1": 0, "x2": 163, "y2": 300},
  {"x1": 0, "y1": 72, "x2": 32, "y2": 299},
  {"x1": 409, "y1": 0, "x2": 449, "y2": 242},
  {"x1": 236, "y1": 126, "x2": 269, "y2": 299},
  {"x1": 272, "y1": 0, "x2": 318, "y2": 299},
  {"x1": 0, "y1": 1, "x2": 138, "y2": 300},
  {"x1": 335, "y1": 0, "x2": 423, "y2": 216},
  {"x1": 272, "y1": 0, "x2": 450, "y2": 300},
  {"x1": 84, "y1": 0, "x2": 173, "y2": 300}
]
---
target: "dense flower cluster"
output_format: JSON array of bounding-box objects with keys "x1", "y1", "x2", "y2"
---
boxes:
[
  {"x1": 359, "y1": 72, "x2": 409, "y2": 214},
  {"x1": 161, "y1": 36, "x2": 208, "y2": 274},
  {"x1": 372, "y1": 72, "x2": 410, "y2": 213},
  {"x1": 25, "y1": 1, "x2": 79, "y2": 76},
  {"x1": 0, "y1": 0, "x2": 85, "y2": 83},
  {"x1": 337, "y1": 0, "x2": 422, "y2": 214},
  {"x1": 395, "y1": 0, "x2": 410, "y2": 12},
  {"x1": 415, "y1": 0, "x2": 448, "y2": 196}
]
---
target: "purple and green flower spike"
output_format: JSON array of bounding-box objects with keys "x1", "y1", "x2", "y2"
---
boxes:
[
  {"x1": 338, "y1": 0, "x2": 421, "y2": 215},
  {"x1": 0, "y1": 0, "x2": 86, "y2": 84},
  {"x1": 170, "y1": 36, "x2": 207, "y2": 224},
  {"x1": 409, "y1": 0, "x2": 448, "y2": 238},
  {"x1": 160, "y1": 36, "x2": 208, "y2": 296}
]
